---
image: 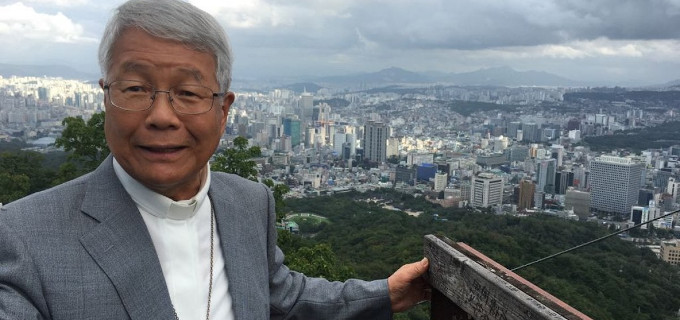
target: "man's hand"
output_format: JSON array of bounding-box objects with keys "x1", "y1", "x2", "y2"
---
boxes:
[{"x1": 387, "y1": 257, "x2": 431, "y2": 313}]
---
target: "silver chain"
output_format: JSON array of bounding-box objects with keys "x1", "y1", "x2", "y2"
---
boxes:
[{"x1": 173, "y1": 200, "x2": 215, "y2": 320}]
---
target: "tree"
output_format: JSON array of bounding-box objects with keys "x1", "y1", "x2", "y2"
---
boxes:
[
  {"x1": 285, "y1": 243, "x2": 356, "y2": 281},
  {"x1": 211, "y1": 136, "x2": 261, "y2": 181},
  {"x1": 263, "y1": 179, "x2": 291, "y2": 222},
  {"x1": 55, "y1": 112, "x2": 109, "y2": 174},
  {"x1": 387, "y1": 155, "x2": 401, "y2": 164},
  {"x1": 0, "y1": 172, "x2": 30, "y2": 204},
  {"x1": 0, "y1": 150, "x2": 54, "y2": 198},
  {"x1": 212, "y1": 136, "x2": 291, "y2": 223}
]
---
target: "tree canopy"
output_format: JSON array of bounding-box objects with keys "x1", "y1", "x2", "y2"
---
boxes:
[{"x1": 54, "y1": 112, "x2": 109, "y2": 180}]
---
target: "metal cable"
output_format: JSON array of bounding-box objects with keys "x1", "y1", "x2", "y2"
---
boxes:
[{"x1": 511, "y1": 208, "x2": 680, "y2": 271}]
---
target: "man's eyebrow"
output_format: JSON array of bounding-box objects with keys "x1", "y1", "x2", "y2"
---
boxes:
[
  {"x1": 176, "y1": 67, "x2": 204, "y2": 82},
  {"x1": 122, "y1": 61, "x2": 148, "y2": 73},
  {"x1": 120, "y1": 62, "x2": 204, "y2": 82}
]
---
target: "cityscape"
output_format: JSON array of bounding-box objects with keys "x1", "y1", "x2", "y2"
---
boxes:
[{"x1": 3, "y1": 70, "x2": 680, "y2": 267}]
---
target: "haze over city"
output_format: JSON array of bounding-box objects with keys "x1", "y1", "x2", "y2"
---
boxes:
[{"x1": 1, "y1": 0, "x2": 680, "y2": 86}]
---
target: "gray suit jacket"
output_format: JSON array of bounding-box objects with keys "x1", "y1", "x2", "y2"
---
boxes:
[{"x1": 0, "y1": 156, "x2": 392, "y2": 319}]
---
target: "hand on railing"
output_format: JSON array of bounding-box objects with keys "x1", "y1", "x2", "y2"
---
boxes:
[{"x1": 387, "y1": 257, "x2": 431, "y2": 313}]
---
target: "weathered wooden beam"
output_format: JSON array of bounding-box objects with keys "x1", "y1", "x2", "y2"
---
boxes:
[{"x1": 424, "y1": 234, "x2": 591, "y2": 320}]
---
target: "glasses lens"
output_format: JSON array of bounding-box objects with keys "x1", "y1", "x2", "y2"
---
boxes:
[
  {"x1": 108, "y1": 80, "x2": 152, "y2": 111},
  {"x1": 171, "y1": 85, "x2": 215, "y2": 114}
]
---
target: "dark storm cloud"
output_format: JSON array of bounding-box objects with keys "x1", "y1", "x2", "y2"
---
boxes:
[{"x1": 231, "y1": 0, "x2": 680, "y2": 51}]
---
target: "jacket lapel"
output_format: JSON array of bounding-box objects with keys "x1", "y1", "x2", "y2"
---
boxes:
[
  {"x1": 210, "y1": 182, "x2": 247, "y2": 320},
  {"x1": 78, "y1": 157, "x2": 176, "y2": 320}
]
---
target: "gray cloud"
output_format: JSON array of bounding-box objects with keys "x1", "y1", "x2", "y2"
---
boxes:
[
  {"x1": 2, "y1": 0, "x2": 680, "y2": 85},
  {"x1": 342, "y1": 0, "x2": 680, "y2": 50}
]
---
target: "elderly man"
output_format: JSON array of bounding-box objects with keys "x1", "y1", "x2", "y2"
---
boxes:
[{"x1": 0, "y1": 0, "x2": 429, "y2": 319}]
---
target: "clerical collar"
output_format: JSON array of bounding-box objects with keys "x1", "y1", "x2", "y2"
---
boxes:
[{"x1": 112, "y1": 158, "x2": 211, "y2": 220}]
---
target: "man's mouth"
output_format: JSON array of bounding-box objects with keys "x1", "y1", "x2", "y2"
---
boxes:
[{"x1": 141, "y1": 146, "x2": 185, "y2": 153}]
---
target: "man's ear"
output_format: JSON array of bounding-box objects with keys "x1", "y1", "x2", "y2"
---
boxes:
[{"x1": 219, "y1": 91, "x2": 235, "y2": 127}]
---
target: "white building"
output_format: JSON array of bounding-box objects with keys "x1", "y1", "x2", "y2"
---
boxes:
[
  {"x1": 434, "y1": 172, "x2": 448, "y2": 192},
  {"x1": 470, "y1": 172, "x2": 503, "y2": 208},
  {"x1": 589, "y1": 155, "x2": 644, "y2": 215}
]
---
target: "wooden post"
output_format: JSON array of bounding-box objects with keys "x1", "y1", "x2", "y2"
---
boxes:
[
  {"x1": 424, "y1": 234, "x2": 591, "y2": 320},
  {"x1": 431, "y1": 288, "x2": 470, "y2": 320}
]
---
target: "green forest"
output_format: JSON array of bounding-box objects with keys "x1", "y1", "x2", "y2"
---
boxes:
[
  {"x1": 280, "y1": 189, "x2": 680, "y2": 320},
  {"x1": 582, "y1": 120, "x2": 680, "y2": 152}
]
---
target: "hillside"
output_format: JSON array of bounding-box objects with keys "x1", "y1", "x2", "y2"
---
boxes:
[{"x1": 283, "y1": 189, "x2": 680, "y2": 320}]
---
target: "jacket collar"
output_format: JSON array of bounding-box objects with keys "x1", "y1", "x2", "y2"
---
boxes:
[{"x1": 79, "y1": 156, "x2": 177, "y2": 319}]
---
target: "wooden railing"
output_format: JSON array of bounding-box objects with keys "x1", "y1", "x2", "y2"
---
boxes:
[{"x1": 423, "y1": 235, "x2": 592, "y2": 320}]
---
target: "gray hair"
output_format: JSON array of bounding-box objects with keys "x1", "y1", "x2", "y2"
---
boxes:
[{"x1": 98, "y1": 0, "x2": 233, "y2": 91}]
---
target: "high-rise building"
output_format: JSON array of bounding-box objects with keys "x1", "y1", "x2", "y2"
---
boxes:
[
  {"x1": 386, "y1": 137, "x2": 400, "y2": 159},
  {"x1": 395, "y1": 165, "x2": 416, "y2": 185},
  {"x1": 551, "y1": 145, "x2": 564, "y2": 167},
  {"x1": 509, "y1": 146, "x2": 529, "y2": 162},
  {"x1": 518, "y1": 179, "x2": 535, "y2": 211},
  {"x1": 589, "y1": 155, "x2": 644, "y2": 215},
  {"x1": 363, "y1": 121, "x2": 388, "y2": 163},
  {"x1": 667, "y1": 177, "x2": 680, "y2": 203},
  {"x1": 522, "y1": 123, "x2": 539, "y2": 142},
  {"x1": 660, "y1": 240, "x2": 680, "y2": 265},
  {"x1": 630, "y1": 206, "x2": 650, "y2": 229},
  {"x1": 536, "y1": 158, "x2": 556, "y2": 194},
  {"x1": 507, "y1": 121, "x2": 521, "y2": 140},
  {"x1": 434, "y1": 172, "x2": 448, "y2": 192},
  {"x1": 654, "y1": 169, "x2": 674, "y2": 189},
  {"x1": 305, "y1": 127, "x2": 315, "y2": 148},
  {"x1": 299, "y1": 92, "x2": 314, "y2": 122},
  {"x1": 283, "y1": 117, "x2": 301, "y2": 147},
  {"x1": 554, "y1": 170, "x2": 574, "y2": 195},
  {"x1": 470, "y1": 172, "x2": 503, "y2": 208},
  {"x1": 333, "y1": 133, "x2": 347, "y2": 155},
  {"x1": 638, "y1": 189, "x2": 655, "y2": 206},
  {"x1": 564, "y1": 188, "x2": 590, "y2": 219}
]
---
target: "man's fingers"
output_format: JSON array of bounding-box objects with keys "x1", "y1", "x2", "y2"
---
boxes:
[{"x1": 410, "y1": 257, "x2": 429, "y2": 277}]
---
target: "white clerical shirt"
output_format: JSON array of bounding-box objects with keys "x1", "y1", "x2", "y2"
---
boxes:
[{"x1": 113, "y1": 159, "x2": 234, "y2": 320}]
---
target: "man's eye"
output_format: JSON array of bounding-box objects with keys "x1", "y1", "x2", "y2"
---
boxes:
[
  {"x1": 176, "y1": 89, "x2": 199, "y2": 97},
  {"x1": 123, "y1": 86, "x2": 148, "y2": 93}
]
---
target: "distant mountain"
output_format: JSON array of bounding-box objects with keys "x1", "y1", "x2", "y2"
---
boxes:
[
  {"x1": 312, "y1": 66, "x2": 580, "y2": 88},
  {"x1": 315, "y1": 67, "x2": 430, "y2": 87},
  {"x1": 0, "y1": 63, "x2": 99, "y2": 81},
  {"x1": 283, "y1": 82, "x2": 324, "y2": 94},
  {"x1": 443, "y1": 66, "x2": 580, "y2": 87},
  {"x1": 658, "y1": 79, "x2": 680, "y2": 90}
]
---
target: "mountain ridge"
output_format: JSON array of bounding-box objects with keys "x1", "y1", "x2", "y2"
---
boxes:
[{"x1": 0, "y1": 63, "x2": 99, "y2": 81}]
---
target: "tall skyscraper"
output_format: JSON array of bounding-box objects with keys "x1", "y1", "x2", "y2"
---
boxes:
[
  {"x1": 299, "y1": 91, "x2": 314, "y2": 122},
  {"x1": 536, "y1": 158, "x2": 556, "y2": 194},
  {"x1": 434, "y1": 172, "x2": 448, "y2": 192},
  {"x1": 667, "y1": 177, "x2": 680, "y2": 203},
  {"x1": 282, "y1": 117, "x2": 301, "y2": 148},
  {"x1": 518, "y1": 179, "x2": 535, "y2": 210},
  {"x1": 386, "y1": 137, "x2": 400, "y2": 159},
  {"x1": 333, "y1": 133, "x2": 347, "y2": 155},
  {"x1": 551, "y1": 144, "x2": 564, "y2": 167},
  {"x1": 507, "y1": 121, "x2": 521, "y2": 140},
  {"x1": 363, "y1": 121, "x2": 388, "y2": 163},
  {"x1": 554, "y1": 170, "x2": 574, "y2": 195},
  {"x1": 590, "y1": 155, "x2": 644, "y2": 215},
  {"x1": 522, "y1": 123, "x2": 539, "y2": 142},
  {"x1": 470, "y1": 172, "x2": 503, "y2": 208}
]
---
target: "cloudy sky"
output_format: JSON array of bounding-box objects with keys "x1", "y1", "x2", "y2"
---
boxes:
[{"x1": 1, "y1": 0, "x2": 680, "y2": 85}]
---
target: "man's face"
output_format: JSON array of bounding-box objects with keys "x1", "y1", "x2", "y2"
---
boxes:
[{"x1": 101, "y1": 28, "x2": 234, "y2": 200}]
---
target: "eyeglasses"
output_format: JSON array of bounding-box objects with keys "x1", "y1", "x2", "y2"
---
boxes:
[{"x1": 103, "y1": 80, "x2": 226, "y2": 115}]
